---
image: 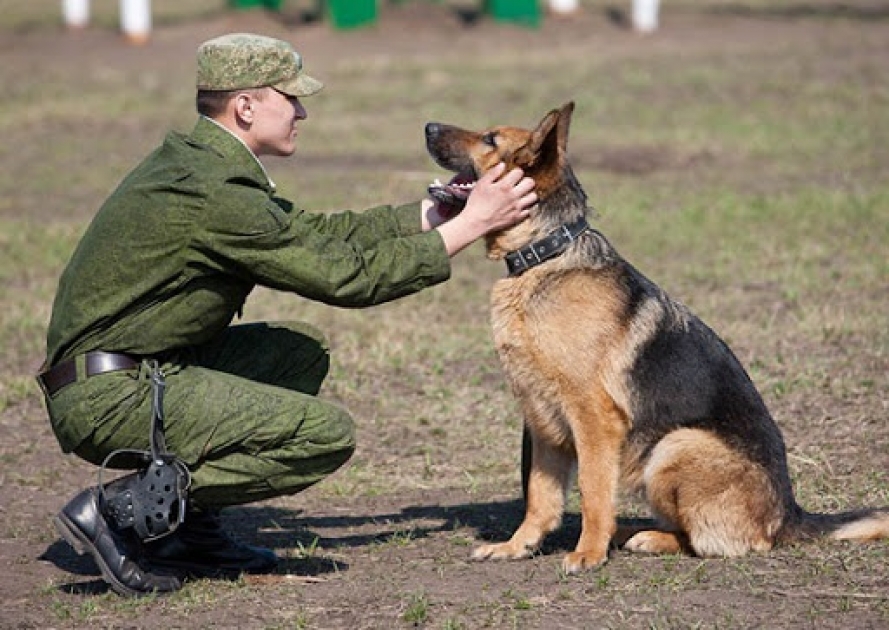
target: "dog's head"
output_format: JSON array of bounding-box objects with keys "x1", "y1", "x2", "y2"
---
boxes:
[{"x1": 425, "y1": 102, "x2": 583, "y2": 258}]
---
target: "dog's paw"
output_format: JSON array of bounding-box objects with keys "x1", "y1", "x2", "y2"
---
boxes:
[
  {"x1": 471, "y1": 541, "x2": 534, "y2": 561},
  {"x1": 561, "y1": 550, "x2": 608, "y2": 574},
  {"x1": 623, "y1": 530, "x2": 683, "y2": 555}
]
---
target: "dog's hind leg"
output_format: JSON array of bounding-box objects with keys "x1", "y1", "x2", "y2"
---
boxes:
[
  {"x1": 627, "y1": 428, "x2": 784, "y2": 558},
  {"x1": 621, "y1": 510, "x2": 702, "y2": 556},
  {"x1": 472, "y1": 434, "x2": 574, "y2": 562},
  {"x1": 620, "y1": 528, "x2": 689, "y2": 555},
  {"x1": 521, "y1": 425, "x2": 533, "y2": 502}
]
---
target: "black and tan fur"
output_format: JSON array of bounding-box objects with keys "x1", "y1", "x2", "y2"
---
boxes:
[{"x1": 425, "y1": 102, "x2": 889, "y2": 574}]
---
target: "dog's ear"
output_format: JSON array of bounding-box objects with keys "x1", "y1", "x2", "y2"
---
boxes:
[
  {"x1": 555, "y1": 101, "x2": 575, "y2": 152},
  {"x1": 515, "y1": 102, "x2": 574, "y2": 171}
]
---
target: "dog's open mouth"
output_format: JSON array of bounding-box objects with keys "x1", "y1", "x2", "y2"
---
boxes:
[{"x1": 427, "y1": 170, "x2": 476, "y2": 210}]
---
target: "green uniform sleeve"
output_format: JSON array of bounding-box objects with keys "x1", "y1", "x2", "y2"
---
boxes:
[
  {"x1": 196, "y1": 185, "x2": 451, "y2": 307},
  {"x1": 295, "y1": 199, "x2": 426, "y2": 246}
]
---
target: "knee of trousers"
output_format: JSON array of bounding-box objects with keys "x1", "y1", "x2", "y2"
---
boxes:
[{"x1": 316, "y1": 405, "x2": 357, "y2": 460}]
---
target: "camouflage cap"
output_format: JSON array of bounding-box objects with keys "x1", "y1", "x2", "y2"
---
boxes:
[{"x1": 196, "y1": 33, "x2": 323, "y2": 97}]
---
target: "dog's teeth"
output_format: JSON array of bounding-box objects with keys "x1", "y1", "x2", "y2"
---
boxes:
[{"x1": 432, "y1": 178, "x2": 443, "y2": 187}]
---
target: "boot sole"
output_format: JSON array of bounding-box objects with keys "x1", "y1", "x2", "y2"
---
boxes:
[{"x1": 53, "y1": 511, "x2": 145, "y2": 598}]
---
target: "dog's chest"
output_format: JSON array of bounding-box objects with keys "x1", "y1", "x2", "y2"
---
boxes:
[
  {"x1": 489, "y1": 271, "x2": 624, "y2": 390},
  {"x1": 489, "y1": 276, "x2": 587, "y2": 445},
  {"x1": 489, "y1": 276, "x2": 564, "y2": 385}
]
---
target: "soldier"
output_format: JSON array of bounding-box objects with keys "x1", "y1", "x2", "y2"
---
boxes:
[{"x1": 38, "y1": 33, "x2": 536, "y2": 596}]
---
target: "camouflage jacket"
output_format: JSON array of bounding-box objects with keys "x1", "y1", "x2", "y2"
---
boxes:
[{"x1": 45, "y1": 116, "x2": 450, "y2": 365}]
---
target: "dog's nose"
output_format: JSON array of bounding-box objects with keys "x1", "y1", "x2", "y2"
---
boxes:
[{"x1": 425, "y1": 122, "x2": 441, "y2": 139}]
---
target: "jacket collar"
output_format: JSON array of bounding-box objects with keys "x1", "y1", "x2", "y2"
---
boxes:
[{"x1": 191, "y1": 116, "x2": 276, "y2": 193}]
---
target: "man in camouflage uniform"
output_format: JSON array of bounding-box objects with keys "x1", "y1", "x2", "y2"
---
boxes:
[{"x1": 38, "y1": 33, "x2": 536, "y2": 596}]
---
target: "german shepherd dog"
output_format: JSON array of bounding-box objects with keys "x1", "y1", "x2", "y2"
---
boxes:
[{"x1": 425, "y1": 102, "x2": 889, "y2": 574}]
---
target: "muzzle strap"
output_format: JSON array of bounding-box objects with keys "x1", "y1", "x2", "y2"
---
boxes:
[{"x1": 99, "y1": 361, "x2": 191, "y2": 541}]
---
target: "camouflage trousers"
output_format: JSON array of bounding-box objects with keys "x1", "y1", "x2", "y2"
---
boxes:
[{"x1": 43, "y1": 322, "x2": 355, "y2": 508}]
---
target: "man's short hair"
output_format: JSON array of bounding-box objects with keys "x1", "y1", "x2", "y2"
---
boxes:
[{"x1": 196, "y1": 87, "x2": 267, "y2": 118}]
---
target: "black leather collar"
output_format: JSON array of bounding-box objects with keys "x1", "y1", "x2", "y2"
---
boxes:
[{"x1": 504, "y1": 216, "x2": 591, "y2": 277}]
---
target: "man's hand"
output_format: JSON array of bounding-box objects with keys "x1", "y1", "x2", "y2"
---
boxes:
[{"x1": 461, "y1": 163, "x2": 536, "y2": 234}]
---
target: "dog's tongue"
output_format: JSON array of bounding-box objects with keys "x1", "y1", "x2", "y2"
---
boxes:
[{"x1": 428, "y1": 171, "x2": 476, "y2": 217}]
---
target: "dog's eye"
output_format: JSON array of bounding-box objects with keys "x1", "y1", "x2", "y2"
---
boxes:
[{"x1": 482, "y1": 132, "x2": 497, "y2": 148}]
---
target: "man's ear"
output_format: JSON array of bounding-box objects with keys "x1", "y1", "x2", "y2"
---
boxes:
[{"x1": 232, "y1": 92, "x2": 255, "y2": 124}]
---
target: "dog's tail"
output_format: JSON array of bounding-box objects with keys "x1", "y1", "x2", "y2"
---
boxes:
[{"x1": 781, "y1": 507, "x2": 889, "y2": 545}]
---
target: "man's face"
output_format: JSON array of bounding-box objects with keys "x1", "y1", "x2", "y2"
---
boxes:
[{"x1": 248, "y1": 88, "x2": 307, "y2": 157}]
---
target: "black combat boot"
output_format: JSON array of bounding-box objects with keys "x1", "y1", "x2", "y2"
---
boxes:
[
  {"x1": 53, "y1": 486, "x2": 183, "y2": 597},
  {"x1": 142, "y1": 506, "x2": 279, "y2": 579}
]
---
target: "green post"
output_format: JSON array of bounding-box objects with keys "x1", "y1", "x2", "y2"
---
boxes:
[
  {"x1": 229, "y1": 0, "x2": 283, "y2": 10},
  {"x1": 485, "y1": 0, "x2": 541, "y2": 28},
  {"x1": 326, "y1": 0, "x2": 378, "y2": 30}
]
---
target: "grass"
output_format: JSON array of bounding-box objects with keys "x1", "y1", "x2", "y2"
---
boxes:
[
  {"x1": 402, "y1": 590, "x2": 430, "y2": 624},
  {"x1": 1, "y1": 1, "x2": 887, "y2": 629}
]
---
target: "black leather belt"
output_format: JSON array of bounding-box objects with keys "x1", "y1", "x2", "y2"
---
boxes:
[{"x1": 37, "y1": 351, "x2": 141, "y2": 397}]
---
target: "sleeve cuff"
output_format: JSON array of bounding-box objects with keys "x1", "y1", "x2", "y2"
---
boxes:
[{"x1": 391, "y1": 200, "x2": 425, "y2": 235}]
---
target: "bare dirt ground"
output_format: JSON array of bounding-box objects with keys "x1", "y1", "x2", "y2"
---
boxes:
[{"x1": 1, "y1": 2, "x2": 888, "y2": 629}]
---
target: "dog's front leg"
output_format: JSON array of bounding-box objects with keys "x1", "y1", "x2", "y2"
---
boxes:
[
  {"x1": 472, "y1": 432, "x2": 573, "y2": 561},
  {"x1": 562, "y1": 396, "x2": 627, "y2": 574}
]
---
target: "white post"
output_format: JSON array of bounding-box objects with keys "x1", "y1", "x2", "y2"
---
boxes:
[
  {"x1": 632, "y1": 0, "x2": 660, "y2": 33},
  {"x1": 548, "y1": 0, "x2": 579, "y2": 15},
  {"x1": 120, "y1": 0, "x2": 152, "y2": 45},
  {"x1": 62, "y1": 0, "x2": 90, "y2": 30}
]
